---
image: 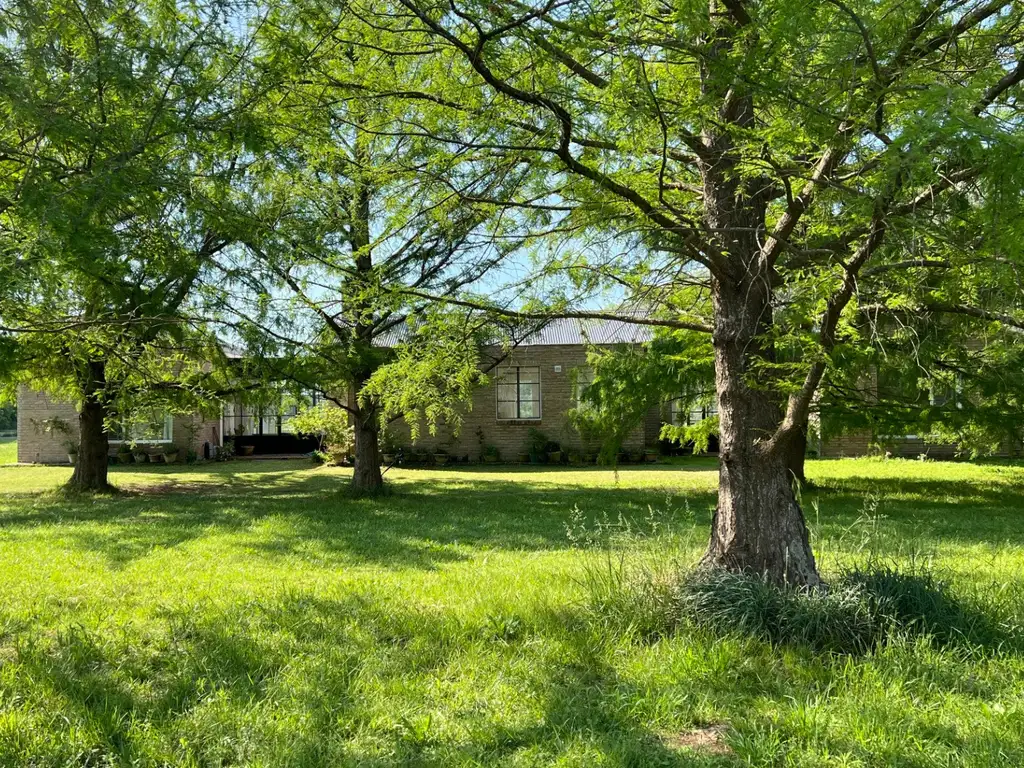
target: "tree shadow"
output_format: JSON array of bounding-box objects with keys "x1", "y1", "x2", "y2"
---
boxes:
[{"x1": 0, "y1": 466, "x2": 718, "y2": 572}]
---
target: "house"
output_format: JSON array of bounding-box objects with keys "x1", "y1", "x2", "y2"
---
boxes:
[{"x1": 14, "y1": 317, "x2": 1012, "y2": 464}]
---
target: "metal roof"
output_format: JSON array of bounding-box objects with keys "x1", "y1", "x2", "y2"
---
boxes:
[
  {"x1": 518, "y1": 317, "x2": 653, "y2": 346},
  {"x1": 374, "y1": 317, "x2": 653, "y2": 348}
]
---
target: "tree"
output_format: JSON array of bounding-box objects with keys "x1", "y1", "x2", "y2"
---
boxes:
[
  {"x1": 217, "y1": 1, "x2": 534, "y2": 492},
  {"x1": 0, "y1": 0, "x2": 245, "y2": 490},
  {"x1": 348, "y1": 0, "x2": 1024, "y2": 584}
]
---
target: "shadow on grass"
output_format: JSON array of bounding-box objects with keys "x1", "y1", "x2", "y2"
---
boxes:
[
  {"x1": 0, "y1": 468, "x2": 718, "y2": 571},
  {"x1": 11, "y1": 591, "x2": 737, "y2": 767},
  {"x1": 669, "y1": 562, "x2": 1024, "y2": 657},
  {"x1": 2, "y1": 461, "x2": 1024, "y2": 573}
]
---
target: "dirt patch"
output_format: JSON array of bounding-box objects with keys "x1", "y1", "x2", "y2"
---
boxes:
[{"x1": 660, "y1": 724, "x2": 732, "y2": 755}]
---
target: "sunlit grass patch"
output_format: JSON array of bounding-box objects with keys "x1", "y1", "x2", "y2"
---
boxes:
[
  {"x1": 0, "y1": 438, "x2": 15, "y2": 466},
  {"x1": 0, "y1": 457, "x2": 1023, "y2": 765}
]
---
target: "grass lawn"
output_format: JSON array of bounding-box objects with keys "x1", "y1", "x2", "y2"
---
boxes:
[
  {"x1": 1, "y1": 457, "x2": 1024, "y2": 766},
  {"x1": 0, "y1": 438, "x2": 15, "y2": 465}
]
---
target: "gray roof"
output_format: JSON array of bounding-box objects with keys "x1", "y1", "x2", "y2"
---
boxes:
[
  {"x1": 375, "y1": 317, "x2": 653, "y2": 348},
  {"x1": 518, "y1": 317, "x2": 653, "y2": 346}
]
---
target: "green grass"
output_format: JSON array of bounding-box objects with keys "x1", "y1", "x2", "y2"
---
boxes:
[
  {"x1": 1, "y1": 457, "x2": 1024, "y2": 766},
  {"x1": 0, "y1": 438, "x2": 15, "y2": 465}
]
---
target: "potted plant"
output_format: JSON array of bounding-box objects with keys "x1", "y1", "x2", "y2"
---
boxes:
[
  {"x1": 64, "y1": 440, "x2": 78, "y2": 465},
  {"x1": 116, "y1": 444, "x2": 132, "y2": 464},
  {"x1": 482, "y1": 444, "x2": 500, "y2": 464},
  {"x1": 644, "y1": 447, "x2": 660, "y2": 463},
  {"x1": 546, "y1": 441, "x2": 563, "y2": 465},
  {"x1": 238, "y1": 443, "x2": 255, "y2": 456},
  {"x1": 568, "y1": 451, "x2": 583, "y2": 466},
  {"x1": 433, "y1": 449, "x2": 450, "y2": 466},
  {"x1": 527, "y1": 428, "x2": 549, "y2": 464},
  {"x1": 132, "y1": 445, "x2": 149, "y2": 464},
  {"x1": 163, "y1": 443, "x2": 180, "y2": 464}
]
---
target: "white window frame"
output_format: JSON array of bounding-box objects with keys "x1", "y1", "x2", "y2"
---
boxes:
[
  {"x1": 496, "y1": 366, "x2": 542, "y2": 421},
  {"x1": 110, "y1": 413, "x2": 174, "y2": 444}
]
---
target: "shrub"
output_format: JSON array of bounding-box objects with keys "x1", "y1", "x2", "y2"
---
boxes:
[
  {"x1": 291, "y1": 404, "x2": 354, "y2": 465},
  {"x1": 581, "y1": 562, "x2": 1012, "y2": 655},
  {"x1": 677, "y1": 569, "x2": 880, "y2": 654}
]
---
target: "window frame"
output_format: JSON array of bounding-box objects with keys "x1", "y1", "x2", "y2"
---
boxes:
[
  {"x1": 670, "y1": 397, "x2": 718, "y2": 426},
  {"x1": 496, "y1": 365, "x2": 542, "y2": 421},
  {"x1": 109, "y1": 412, "x2": 174, "y2": 444}
]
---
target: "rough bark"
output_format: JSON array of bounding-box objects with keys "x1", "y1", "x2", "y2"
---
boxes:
[
  {"x1": 66, "y1": 361, "x2": 112, "y2": 492},
  {"x1": 705, "y1": 442, "x2": 819, "y2": 587},
  {"x1": 692, "y1": 5, "x2": 820, "y2": 587},
  {"x1": 704, "y1": 276, "x2": 820, "y2": 586},
  {"x1": 351, "y1": 404, "x2": 383, "y2": 492},
  {"x1": 786, "y1": 424, "x2": 808, "y2": 487}
]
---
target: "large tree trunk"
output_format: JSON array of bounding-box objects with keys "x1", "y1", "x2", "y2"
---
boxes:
[
  {"x1": 704, "y1": 281, "x2": 820, "y2": 587},
  {"x1": 351, "y1": 392, "x2": 383, "y2": 492},
  {"x1": 66, "y1": 361, "x2": 112, "y2": 492},
  {"x1": 351, "y1": 409, "x2": 383, "y2": 492},
  {"x1": 786, "y1": 424, "x2": 807, "y2": 486}
]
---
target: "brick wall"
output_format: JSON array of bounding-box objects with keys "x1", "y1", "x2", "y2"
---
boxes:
[
  {"x1": 16, "y1": 387, "x2": 80, "y2": 464},
  {"x1": 819, "y1": 429, "x2": 1020, "y2": 459},
  {"x1": 16, "y1": 385, "x2": 220, "y2": 464},
  {"x1": 387, "y1": 345, "x2": 658, "y2": 460}
]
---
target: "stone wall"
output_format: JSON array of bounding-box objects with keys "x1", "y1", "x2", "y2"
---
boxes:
[{"x1": 16, "y1": 386, "x2": 220, "y2": 464}]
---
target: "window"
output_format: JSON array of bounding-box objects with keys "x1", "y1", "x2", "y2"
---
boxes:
[
  {"x1": 573, "y1": 366, "x2": 594, "y2": 405},
  {"x1": 670, "y1": 398, "x2": 717, "y2": 426},
  {"x1": 111, "y1": 411, "x2": 174, "y2": 443},
  {"x1": 497, "y1": 366, "x2": 541, "y2": 420}
]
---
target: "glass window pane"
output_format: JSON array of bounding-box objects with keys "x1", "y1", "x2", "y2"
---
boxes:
[
  {"x1": 497, "y1": 384, "x2": 518, "y2": 402},
  {"x1": 519, "y1": 382, "x2": 538, "y2": 402},
  {"x1": 497, "y1": 401, "x2": 517, "y2": 420},
  {"x1": 519, "y1": 401, "x2": 539, "y2": 419},
  {"x1": 519, "y1": 367, "x2": 540, "y2": 383}
]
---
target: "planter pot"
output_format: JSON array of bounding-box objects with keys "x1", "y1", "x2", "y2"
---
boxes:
[
  {"x1": 67, "y1": 454, "x2": 78, "y2": 465},
  {"x1": 547, "y1": 451, "x2": 563, "y2": 465},
  {"x1": 433, "y1": 454, "x2": 450, "y2": 466},
  {"x1": 382, "y1": 453, "x2": 396, "y2": 465},
  {"x1": 518, "y1": 453, "x2": 530, "y2": 463},
  {"x1": 644, "y1": 451, "x2": 659, "y2": 463},
  {"x1": 483, "y1": 454, "x2": 499, "y2": 464},
  {"x1": 133, "y1": 453, "x2": 148, "y2": 464},
  {"x1": 117, "y1": 452, "x2": 132, "y2": 465},
  {"x1": 568, "y1": 454, "x2": 583, "y2": 466},
  {"x1": 239, "y1": 445, "x2": 255, "y2": 456},
  {"x1": 164, "y1": 452, "x2": 179, "y2": 464}
]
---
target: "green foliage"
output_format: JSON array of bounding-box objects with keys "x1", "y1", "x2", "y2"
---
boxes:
[
  {"x1": 0, "y1": 406, "x2": 14, "y2": 432},
  {"x1": 0, "y1": 0, "x2": 247, "y2": 444},
  {"x1": 363, "y1": 313, "x2": 490, "y2": 442},
  {"x1": 571, "y1": 328, "x2": 715, "y2": 460},
  {"x1": 290, "y1": 404, "x2": 354, "y2": 465}
]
